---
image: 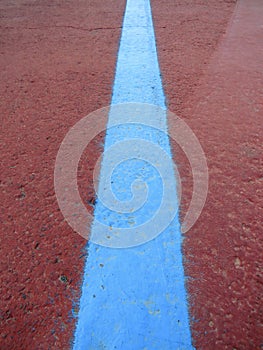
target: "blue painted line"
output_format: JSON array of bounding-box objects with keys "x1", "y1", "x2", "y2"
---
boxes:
[{"x1": 73, "y1": 0, "x2": 194, "y2": 348}]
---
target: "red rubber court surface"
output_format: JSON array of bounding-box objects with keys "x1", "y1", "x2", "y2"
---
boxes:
[
  {"x1": 1, "y1": 0, "x2": 262, "y2": 349},
  {"x1": 1, "y1": 0, "x2": 126, "y2": 348},
  {"x1": 152, "y1": 0, "x2": 263, "y2": 348}
]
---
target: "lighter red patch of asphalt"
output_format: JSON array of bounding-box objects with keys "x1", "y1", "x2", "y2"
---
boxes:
[
  {"x1": 0, "y1": 0, "x2": 125, "y2": 348},
  {"x1": 153, "y1": 0, "x2": 262, "y2": 349}
]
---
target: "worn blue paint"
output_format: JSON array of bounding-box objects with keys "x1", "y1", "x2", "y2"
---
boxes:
[{"x1": 73, "y1": 0, "x2": 194, "y2": 348}]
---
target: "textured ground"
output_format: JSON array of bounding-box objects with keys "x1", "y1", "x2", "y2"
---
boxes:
[
  {"x1": 0, "y1": 0, "x2": 125, "y2": 348},
  {"x1": 152, "y1": 0, "x2": 262, "y2": 349},
  {"x1": 1, "y1": 0, "x2": 262, "y2": 349}
]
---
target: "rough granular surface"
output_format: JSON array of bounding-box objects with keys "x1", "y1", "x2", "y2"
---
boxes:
[
  {"x1": 1, "y1": 0, "x2": 262, "y2": 349},
  {"x1": 152, "y1": 0, "x2": 262, "y2": 349},
  {"x1": 0, "y1": 0, "x2": 125, "y2": 348}
]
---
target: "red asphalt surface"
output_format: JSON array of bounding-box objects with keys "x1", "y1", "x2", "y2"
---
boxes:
[{"x1": 0, "y1": 0, "x2": 262, "y2": 349}]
